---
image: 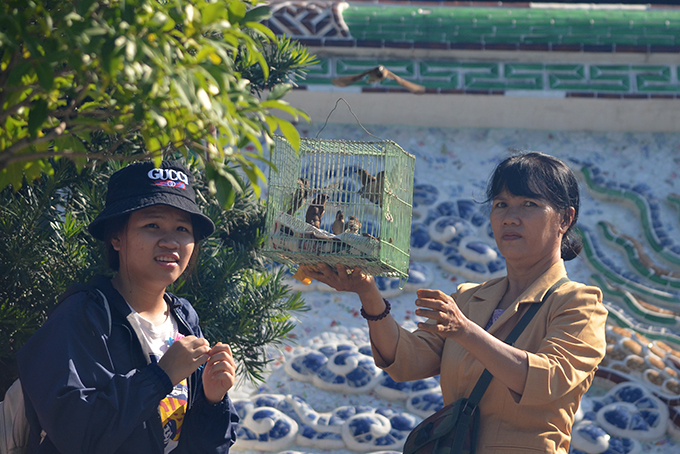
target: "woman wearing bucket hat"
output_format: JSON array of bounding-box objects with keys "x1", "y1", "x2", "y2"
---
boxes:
[{"x1": 17, "y1": 161, "x2": 239, "y2": 454}]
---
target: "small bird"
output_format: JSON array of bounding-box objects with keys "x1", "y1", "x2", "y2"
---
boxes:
[
  {"x1": 286, "y1": 178, "x2": 310, "y2": 215},
  {"x1": 356, "y1": 168, "x2": 385, "y2": 207},
  {"x1": 331, "y1": 65, "x2": 426, "y2": 94},
  {"x1": 332, "y1": 210, "x2": 345, "y2": 235},
  {"x1": 305, "y1": 193, "x2": 328, "y2": 229},
  {"x1": 344, "y1": 216, "x2": 362, "y2": 234}
]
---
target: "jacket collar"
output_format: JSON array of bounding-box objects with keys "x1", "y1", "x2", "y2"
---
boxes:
[
  {"x1": 89, "y1": 275, "x2": 187, "y2": 326},
  {"x1": 90, "y1": 274, "x2": 133, "y2": 320},
  {"x1": 467, "y1": 260, "x2": 568, "y2": 334}
]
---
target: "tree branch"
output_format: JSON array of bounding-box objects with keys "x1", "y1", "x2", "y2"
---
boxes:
[
  {"x1": 0, "y1": 50, "x2": 21, "y2": 107},
  {"x1": 0, "y1": 98, "x2": 32, "y2": 124},
  {"x1": 0, "y1": 122, "x2": 68, "y2": 162},
  {"x1": 63, "y1": 74, "x2": 94, "y2": 117},
  {"x1": 0, "y1": 149, "x2": 159, "y2": 168}
]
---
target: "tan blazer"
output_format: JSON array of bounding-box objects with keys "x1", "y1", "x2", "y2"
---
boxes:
[{"x1": 373, "y1": 260, "x2": 608, "y2": 453}]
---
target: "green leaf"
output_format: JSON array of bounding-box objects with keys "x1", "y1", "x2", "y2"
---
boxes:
[
  {"x1": 22, "y1": 160, "x2": 46, "y2": 183},
  {"x1": 275, "y1": 118, "x2": 300, "y2": 152},
  {"x1": 54, "y1": 135, "x2": 87, "y2": 154},
  {"x1": 27, "y1": 99, "x2": 48, "y2": 139},
  {"x1": 260, "y1": 100, "x2": 309, "y2": 122},
  {"x1": 0, "y1": 161, "x2": 26, "y2": 192},
  {"x1": 246, "y1": 22, "x2": 275, "y2": 41},
  {"x1": 227, "y1": 0, "x2": 247, "y2": 24},
  {"x1": 202, "y1": 2, "x2": 227, "y2": 24},
  {"x1": 265, "y1": 116, "x2": 277, "y2": 135},
  {"x1": 252, "y1": 46, "x2": 269, "y2": 80},
  {"x1": 243, "y1": 5, "x2": 272, "y2": 23},
  {"x1": 35, "y1": 61, "x2": 54, "y2": 91},
  {"x1": 75, "y1": 0, "x2": 98, "y2": 16},
  {"x1": 206, "y1": 164, "x2": 238, "y2": 210},
  {"x1": 267, "y1": 83, "x2": 292, "y2": 101},
  {"x1": 146, "y1": 136, "x2": 162, "y2": 152},
  {"x1": 6, "y1": 61, "x2": 33, "y2": 86}
]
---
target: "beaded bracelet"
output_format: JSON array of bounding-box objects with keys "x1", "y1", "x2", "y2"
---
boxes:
[{"x1": 360, "y1": 299, "x2": 391, "y2": 321}]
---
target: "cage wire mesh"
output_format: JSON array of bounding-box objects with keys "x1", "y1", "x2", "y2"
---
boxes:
[{"x1": 263, "y1": 135, "x2": 415, "y2": 280}]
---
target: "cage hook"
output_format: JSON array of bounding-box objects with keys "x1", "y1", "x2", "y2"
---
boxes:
[{"x1": 316, "y1": 98, "x2": 384, "y2": 141}]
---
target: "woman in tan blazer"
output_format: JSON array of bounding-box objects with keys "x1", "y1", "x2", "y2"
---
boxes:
[{"x1": 302, "y1": 152, "x2": 608, "y2": 453}]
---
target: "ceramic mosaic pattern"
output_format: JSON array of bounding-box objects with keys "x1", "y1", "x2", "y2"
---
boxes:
[
  {"x1": 301, "y1": 57, "x2": 680, "y2": 97},
  {"x1": 266, "y1": 1, "x2": 350, "y2": 38},
  {"x1": 267, "y1": 2, "x2": 680, "y2": 98},
  {"x1": 232, "y1": 125, "x2": 680, "y2": 454}
]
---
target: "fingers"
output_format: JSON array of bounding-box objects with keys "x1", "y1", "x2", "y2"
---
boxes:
[
  {"x1": 412, "y1": 290, "x2": 470, "y2": 339},
  {"x1": 416, "y1": 288, "x2": 451, "y2": 300},
  {"x1": 415, "y1": 293, "x2": 451, "y2": 312},
  {"x1": 179, "y1": 335, "x2": 211, "y2": 362},
  {"x1": 203, "y1": 342, "x2": 237, "y2": 402},
  {"x1": 414, "y1": 290, "x2": 458, "y2": 323},
  {"x1": 300, "y1": 263, "x2": 334, "y2": 279},
  {"x1": 159, "y1": 336, "x2": 211, "y2": 385},
  {"x1": 208, "y1": 342, "x2": 232, "y2": 357},
  {"x1": 207, "y1": 343, "x2": 235, "y2": 369}
]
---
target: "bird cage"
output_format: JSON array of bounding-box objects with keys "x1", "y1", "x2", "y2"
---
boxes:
[{"x1": 262, "y1": 135, "x2": 416, "y2": 280}]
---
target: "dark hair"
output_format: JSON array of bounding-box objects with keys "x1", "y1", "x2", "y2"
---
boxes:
[
  {"x1": 104, "y1": 214, "x2": 131, "y2": 271},
  {"x1": 485, "y1": 152, "x2": 582, "y2": 261},
  {"x1": 103, "y1": 213, "x2": 200, "y2": 273}
]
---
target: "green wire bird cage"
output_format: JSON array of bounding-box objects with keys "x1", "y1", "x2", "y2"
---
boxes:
[{"x1": 262, "y1": 135, "x2": 416, "y2": 280}]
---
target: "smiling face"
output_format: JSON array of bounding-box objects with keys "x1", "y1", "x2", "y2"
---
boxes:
[
  {"x1": 111, "y1": 205, "x2": 196, "y2": 290},
  {"x1": 490, "y1": 189, "x2": 572, "y2": 271}
]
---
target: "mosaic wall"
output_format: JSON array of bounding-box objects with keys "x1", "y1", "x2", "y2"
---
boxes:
[
  {"x1": 230, "y1": 3, "x2": 680, "y2": 454},
  {"x1": 231, "y1": 125, "x2": 680, "y2": 454}
]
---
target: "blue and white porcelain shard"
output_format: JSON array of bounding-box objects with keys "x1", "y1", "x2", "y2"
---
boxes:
[
  {"x1": 375, "y1": 372, "x2": 440, "y2": 401},
  {"x1": 594, "y1": 383, "x2": 669, "y2": 442},
  {"x1": 575, "y1": 395, "x2": 596, "y2": 424},
  {"x1": 312, "y1": 347, "x2": 383, "y2": 393},
  {"x1": 405, "y1": 388, "x2": 445, "y2": 418},
  {"x1": 409, "y1": 196, "x2": 506, "y2": 281},
  {"x1": 296, "y1": 424, "x2": 345, "y2": 450},
  {"x1": 285, "y1": 343, "x2": 382, "y2": 394},
  {"x1": 232, "y1": 405, "x2": 299, "y2": 451},
  {"x1": 374, "y1": 260, "x2": 433, "y2": 297},
  {"x1": 284, "y1": 349, "x2": 328, "y2": 382},
  {"x1": 339, "y1": 407, "x2": 420, "y2": 452},
  {"x1": 570, "y1": 421, "x2": 611, "y2": 454},
  {"x1": 283, "y1": 394, "x2": 344, "y2": 434}
]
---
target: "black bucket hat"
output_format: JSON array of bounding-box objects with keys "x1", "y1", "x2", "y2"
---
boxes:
[{"x1": 88, "y1": 161, "x2": 215, "y2": 241}]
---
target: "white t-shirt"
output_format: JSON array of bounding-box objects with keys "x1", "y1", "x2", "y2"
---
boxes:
[{"x1": 128, "y1": 307, "x2": 187, "y2": 454}]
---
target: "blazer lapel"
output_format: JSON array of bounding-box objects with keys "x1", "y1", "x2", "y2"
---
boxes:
[
  {"x1": 486, "y1": 261, "x2": 570, "y2": 335},
  {"x1": 466, "y1": 277, "x2": 508, "y2": 330}
]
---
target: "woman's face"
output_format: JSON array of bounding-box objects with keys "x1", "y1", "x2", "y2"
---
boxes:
[
  {"x1": 111, "y1": 205, "x2": 195, "y2": 289},
  {"x1": 490, "y1": 189, "x2": 571, "y2": 269}
]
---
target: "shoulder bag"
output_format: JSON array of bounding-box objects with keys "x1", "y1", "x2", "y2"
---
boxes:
[{"x1": 402, "y1": 277, "x2": 570, "y2": 454}]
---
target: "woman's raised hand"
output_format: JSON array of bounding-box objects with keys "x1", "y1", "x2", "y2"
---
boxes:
[
  {"x1": 158, "y1": 335, "x2": 211, "y2": 386},
  {"x1": 299, "y1": 264, "x2": 376, "y2": 296},
  {"x1": 202, "y1": 343, "x2": 237, "y2": 404},
  {"x1": 415, "y1": 289, "x2": 471, "y2": 339}
]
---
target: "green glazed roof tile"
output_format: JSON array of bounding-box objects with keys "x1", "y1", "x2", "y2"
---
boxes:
[
  {"x1": 640, "y1": 36, "x2": 676, "y2": 45},
  {"x1": 340, "y1": 3, "x2": 680, "y2": 48},
  {"x1": 598, "y1": 36, "x2": 641, "y2": 46},
  {"x1": 560, "y1": 36, "x2": 600, "y2": 46}
]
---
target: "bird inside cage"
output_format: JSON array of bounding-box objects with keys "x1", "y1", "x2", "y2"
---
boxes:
[{"x1": 265, "y1": 135, "x2": 414, "y2": 282}]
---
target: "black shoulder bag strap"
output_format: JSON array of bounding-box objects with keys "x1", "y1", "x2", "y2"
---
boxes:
[{"x1": 450, "y1": 276, "x2": 570, "y2": 454}]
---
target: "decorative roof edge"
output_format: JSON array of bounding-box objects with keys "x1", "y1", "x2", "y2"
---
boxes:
[{"x1": 265, "y1": 1, "x2": 680, "y2": 53}]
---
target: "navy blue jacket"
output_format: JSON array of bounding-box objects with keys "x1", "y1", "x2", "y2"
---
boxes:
[{"x1": 17, "y1": 276, "x2": 238, "y2": 454}]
